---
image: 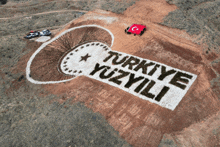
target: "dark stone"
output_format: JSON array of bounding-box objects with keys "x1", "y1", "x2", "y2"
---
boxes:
[
  {"x1": 18, "y1": 75, "x2": 25, "y2": 82},
  {"x1": 0, "y1": 0, "x2": 7, "y2": 5}
]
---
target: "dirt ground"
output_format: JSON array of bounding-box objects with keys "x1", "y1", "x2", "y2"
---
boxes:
[{"x1": 1, "y1": 0, "x2": 220, "y2": 147}]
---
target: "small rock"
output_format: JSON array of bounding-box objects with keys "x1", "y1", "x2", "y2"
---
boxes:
[{"x1": 18, "y1": 75, "x2": 25, "y2": 82}]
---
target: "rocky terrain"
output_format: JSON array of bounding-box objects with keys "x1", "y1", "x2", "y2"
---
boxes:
[{"x1": 0, "y1": 0, "x2": 220, "y2": 147}]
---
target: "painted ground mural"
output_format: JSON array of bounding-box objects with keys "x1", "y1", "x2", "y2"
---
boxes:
[
  {"x1": 2, "y1": 1, "x2": 220, "y2": 146},
  {"x1": 26, "y1": 25, "x2": 197, "y2": 110}
]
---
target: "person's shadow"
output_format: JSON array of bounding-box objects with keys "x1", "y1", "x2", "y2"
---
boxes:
[{"x1": 0, "y1": 0, "x2": 7, "y2": 5}]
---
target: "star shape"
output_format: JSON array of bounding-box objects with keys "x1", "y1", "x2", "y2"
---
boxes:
[{"x1": 79, "y1": 53, "x2": 91, "y2": 62}]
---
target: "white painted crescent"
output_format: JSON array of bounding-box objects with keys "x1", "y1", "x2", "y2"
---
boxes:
[
  {"x1": 26, "y1": 25, "x2": 114, "y2": 84},
  {"x1": 131, "y1": 26, "x2": 138, "y2": 31}
]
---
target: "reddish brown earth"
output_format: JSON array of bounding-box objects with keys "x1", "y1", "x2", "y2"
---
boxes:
[{"x1": 16, "y1": 0, "x2": 220, "y2": 146}]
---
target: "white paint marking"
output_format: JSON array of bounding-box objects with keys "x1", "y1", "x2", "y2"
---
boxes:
[
  {"x1": 36, "y1": 36, "x2": 51, "y2": 42},
  {"x1": 26, "y1": 25, "x2": 197, "y2": 110},
  {"x1": 59, "y1": 42, "x2": 197, "y2": 110},
  {"x1": 131, "y1": 26, "x2": 138, "y2": 31},
  {"x1": 26, "y1": 25, "x2": 114, "y2": 84}
]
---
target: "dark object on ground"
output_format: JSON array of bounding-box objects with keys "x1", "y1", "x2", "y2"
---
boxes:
[
  {"x1": 24, "y1": 31, "x2": 40, "y2": 39},
  {"x1": 18, "y1": 75, "x2": 25, "y2": 82},
  {"x1": 0, "y1": 0, "x2": 7, "y2": 5},
  {"x1": 125, "y1": 24, "x2": 147, "y2": 36},
  {"x1": 40, "y1": 29, "x2": 51, "y2": 36}
]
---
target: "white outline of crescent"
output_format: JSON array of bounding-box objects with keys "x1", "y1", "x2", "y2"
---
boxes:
[
  {"x1": 131, "y1": 26, "x2": 138, "y2": 31},
  {"x1": 26, "y1": 25, "x2": 114, "y2": 84}
]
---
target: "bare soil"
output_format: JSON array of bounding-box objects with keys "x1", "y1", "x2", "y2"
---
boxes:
[{"x1": 1, "y1": 0, "x2": 220, "y2": 147}]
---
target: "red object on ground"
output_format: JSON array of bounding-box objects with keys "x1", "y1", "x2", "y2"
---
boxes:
[{"x1": 125, "y1": 24, "x2": 147, "y2": 36}]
